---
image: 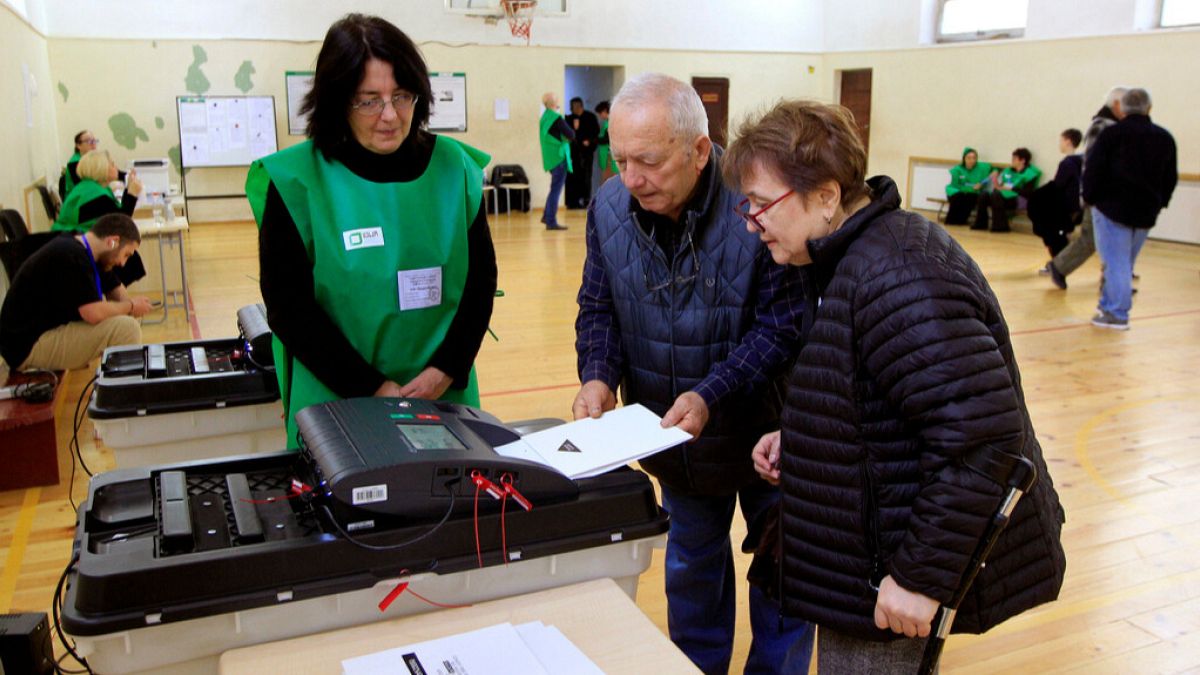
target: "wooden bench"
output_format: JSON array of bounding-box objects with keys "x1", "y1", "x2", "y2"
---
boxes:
[{"x1": 0, "y1": 368, "x2": 66, "y2": 491}]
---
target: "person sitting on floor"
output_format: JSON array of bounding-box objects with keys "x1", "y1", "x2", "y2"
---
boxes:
[
  {"x1": 972, "y1": 147, "x2": 1041, "y2": 232},
  {"x1": 1029, "y1": 129, "x2": 1083, "y2": 258},
  {"x1": 944, "y1": 147, "x2": 992, "y2": 225},
  {"x1": 0, "y1": 214, "x2": 152, "y2": 372}
]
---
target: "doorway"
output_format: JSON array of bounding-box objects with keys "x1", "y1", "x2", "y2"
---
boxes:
[
  {"x1": 564, "y1": 65, "x2": 624, "y2": 207},
  {"x1": 837, "y1": 69, "x2": 872, "y2": 160},
  {"x1": 691, "y1": 77, "x2": 730, "y2": 149}
]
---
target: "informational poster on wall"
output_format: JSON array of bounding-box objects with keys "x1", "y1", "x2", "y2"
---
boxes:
[
  {"x1": 285, "y1": 71, "x2": 315, "y2": 135},
  {"x1": 177, "y1": 95, "x2": 278, "y2": 168},
  {"x1": 428, "y1": 72, "x2": 468, "y2": 132}
]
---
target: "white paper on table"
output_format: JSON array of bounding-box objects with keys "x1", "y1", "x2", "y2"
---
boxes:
[
  {"x1": 494, "y1": 404, "x2": 691, "y2": 479},
  {"x1": 342, "y1": 622, "x2": 548, "y2": 675},
  {"x1": 515, "y1": 622, "x2": 604, "y2": 675}
]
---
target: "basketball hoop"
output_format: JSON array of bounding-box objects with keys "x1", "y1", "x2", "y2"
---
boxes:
[{"x1": 501, "y1": 0, "x2": 537, "y2": 43}]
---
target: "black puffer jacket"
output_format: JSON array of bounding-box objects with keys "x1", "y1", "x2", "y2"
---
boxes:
[{"x1": 779, "y1": 176, "x2": 1066, "y2": 640}]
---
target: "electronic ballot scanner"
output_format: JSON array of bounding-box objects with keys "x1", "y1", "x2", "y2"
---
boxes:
[{"x1": 60, "y1": 397, "x2": 668, "y2": 673}]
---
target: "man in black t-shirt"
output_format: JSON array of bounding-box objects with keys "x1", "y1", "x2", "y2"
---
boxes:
[{"x1": 1, "y1": 214, "x2": 153, "y2": 371}]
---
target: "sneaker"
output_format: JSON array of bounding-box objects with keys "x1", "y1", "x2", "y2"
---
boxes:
[
  {"x1": 1049, "y1": 263, "x2": 1067, "y2": 290},
  {"x1": 545, "y1": 224, "x2": 568, "y2": 231},
  {"x1": 1091, "y1": 312, "x2": 1129, "y2": 331}
]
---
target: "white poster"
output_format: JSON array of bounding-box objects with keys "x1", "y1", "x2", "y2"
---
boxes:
[
  {"x1": 285, "y1": 71, "x2": 315, "y2": 136},
  {"x1": 428, "y1": 72, "x2": 468, "y2": 132}
]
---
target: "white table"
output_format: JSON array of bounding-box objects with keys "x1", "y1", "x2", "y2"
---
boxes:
[{"x1": 133, "y1": 216, "x2": 190, "y2": 324}]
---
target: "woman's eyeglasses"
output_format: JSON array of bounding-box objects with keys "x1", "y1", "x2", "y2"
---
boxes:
[
  {"x1": 734, "y1": 190, "x2": 794, "y2": 233},
  {"x1": 81, "y1": 138, "x2": 99, "y2": 146},
  {"x1": 350, "y1": 92, "x2": 419, "y2": 117}
]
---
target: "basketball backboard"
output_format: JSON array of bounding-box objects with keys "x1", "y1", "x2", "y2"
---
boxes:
[{"x1": 444, "y1": 0, "x2": 566, "y2": 16}]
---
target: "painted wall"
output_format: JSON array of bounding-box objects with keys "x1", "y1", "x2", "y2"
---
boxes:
[
  {"x1": 0, "y1": 3, "x2": 59, "y2": 229},
  {"x1": 822, "y1": 31, "x2": 1200, "y2": 213},
  {"x1": 48, "y1": 38, "x2": 822, "y2": 219},
  {"x1": 43, "y1": 0, "x2": 826, "y2": 53}
]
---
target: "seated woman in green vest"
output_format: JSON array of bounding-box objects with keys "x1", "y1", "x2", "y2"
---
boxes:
[
  {"x1": 58, "y1": 130, "x2": 99, "y2": 198},
  {"x1": 53, "y1": 149, "x2": 146, "y2": 286},
  {"x1": 972, "y1": 147, "x2": 1042, "y2": 233},
  {"x1": 247, "y1": 13, "x2": 498, "y2": 448},
  {"x1": 944, "y1": 147, "x2": 991, "y2": 225}
]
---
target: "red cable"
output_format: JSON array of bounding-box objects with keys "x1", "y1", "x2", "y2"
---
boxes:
[
  {"x1": 378, "y1": 569, "x2": 474, "y2": 612},
  {"x1": 500, "y1": 491, "x2": 509, "y2": 567},
  {"x1": 473, "y1": 479, "x2": 483, "y2": 568}
]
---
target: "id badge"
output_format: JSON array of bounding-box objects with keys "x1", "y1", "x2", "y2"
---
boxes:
[{"x1": 398, "y1": 267, "x2": 443, "y2": 310}]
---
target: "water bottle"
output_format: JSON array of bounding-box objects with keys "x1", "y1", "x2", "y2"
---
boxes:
[
  {"x1": 152, "y1": 193, "x2": 164, "y2": 226},
  {"x1": 164, "y1": 194, "x2": 176, "y2": 223}
]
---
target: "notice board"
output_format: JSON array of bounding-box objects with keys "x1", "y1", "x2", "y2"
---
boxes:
[{"x1": 177, "y1": 95, "x2": 279, "y2": 168}]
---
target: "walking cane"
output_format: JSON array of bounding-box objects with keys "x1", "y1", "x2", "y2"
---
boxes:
[{"x1": 917, "y1": 448, "x2": 1038, "y2": 675}]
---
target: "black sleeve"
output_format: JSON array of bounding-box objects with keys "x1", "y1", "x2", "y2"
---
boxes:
[
  {"x1": 258, "y1": 181, "x2": 387, "y2": 398},
  {"x1": 550, "y1": 118, "x2": 576, "y2": 142},
  {"x1": 427, "y1": 199, "x2": 497, "y2": 387},
  {"x1": 120, "y1": 190, "x2": 138, "y2": 216},
  {"x1": 76, "y1": 195, "x2": 117, "y2": 224}
]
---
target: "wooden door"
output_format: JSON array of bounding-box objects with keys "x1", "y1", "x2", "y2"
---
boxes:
[
  {"x1": 691, "y1": 77, "x2": 729, "y2": 149},
  {"x1": 838, "y1": 69, "x2": 872, "y2": 159}
]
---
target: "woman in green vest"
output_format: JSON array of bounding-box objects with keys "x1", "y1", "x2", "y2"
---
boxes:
[
  {"x1": 58, "y1": 130, "x2": 99, "y2": 198},
  {"x1": 247, "y1": 13, "x2": 498, "y2": 449},
  {"x1": 944, "y1": 147, "x2": 990, "y2": 225},
  {"x1": 53, "y1": 149, "x2": 146, "y2": 286},
  {"x1": 595, "y1": 100, "x2": 619, "y2": 184},
  {"x1": 972, "y1": 147, "x2": 1042, "y2": 232}
]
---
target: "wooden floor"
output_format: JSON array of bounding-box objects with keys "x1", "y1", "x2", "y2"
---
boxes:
[{"x1": 3, "y1": 206, "x2": 1199, "y2": 673}]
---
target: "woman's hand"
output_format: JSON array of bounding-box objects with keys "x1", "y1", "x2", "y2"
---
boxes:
[
  {"x1": 374, "y1": 380, "x2": 403, "y2": 398},
  {"x1": 125, "y1": 169, "x2": 143, "y2": 197},
  {"x1": 873, "y1": 575, "x2": 940, "y2": 638},
  {"x1": 398, "y1": 367, "x2": 452, "y2": 400},
  {"x1": 751, "y1": 430, "x2": 782, "y2": 485}
]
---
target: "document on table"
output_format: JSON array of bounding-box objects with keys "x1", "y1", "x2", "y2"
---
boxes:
[
  {"x1": 494, "y1": 404, "x2": 692, "y2": 479},
  {"x1": 341, "y1": 621, "x2": 601, "y2": 675}
]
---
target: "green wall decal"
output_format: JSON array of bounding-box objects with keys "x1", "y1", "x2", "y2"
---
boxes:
[
  {"x1": 234, "y1": 61, "x2": 256, "y2": 93},
  {"x1": 167, "y1": 145, "x2": 189, "y2": 176},
  {"x1": 155, "y1": 116, "x2": 165, "y2": 129},
  {"x1": 185, "y1": 45, "x2": 211, "y2": 95},
  {"x1": 58, "y1": 82, "x2": 69, "y2": 102},
  {"x1": 108, "y1": 113, "x2": 149, "y2": 150}
]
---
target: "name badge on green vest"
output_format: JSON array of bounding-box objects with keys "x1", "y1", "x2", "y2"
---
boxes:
[
  {"x1": 343, "y1": 227, "x2": 385, "y2": 250},
  {"x1": 398, "y1": 267, "x2": 443, "y2": 310}
]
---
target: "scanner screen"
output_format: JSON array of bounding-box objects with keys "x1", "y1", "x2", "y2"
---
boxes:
[{"x1": 396, "y1": 423, "x2": 467, "y2": 451}]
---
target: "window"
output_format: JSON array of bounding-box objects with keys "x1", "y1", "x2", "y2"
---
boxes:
[
  {"x1": 1161, "y1": 0, "x2": 1200, "y2": 27},
  {"x1": 937, "y1": 0, "x2": 1028, "y2": 42}
]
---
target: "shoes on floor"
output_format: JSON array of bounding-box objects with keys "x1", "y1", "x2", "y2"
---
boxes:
[
  {"x1": 969, "y1": 224, "x2": 988, "y2": 231},
  {"x1": 1037, "y1": 263, "x2": 1052, "y2": 276},
  {"x1": 1091, "y1": 311, "x2": 1130, "y2": 331},
  {"x1": 991, "y1": 226, "x2": 1010, "y2": 233},
  {"x1": 545, "y1": 224, "x2": 568, "y2": 231},
  {"x1": 1049, "y1": 263, "x2": 1067, "y2": 290}
]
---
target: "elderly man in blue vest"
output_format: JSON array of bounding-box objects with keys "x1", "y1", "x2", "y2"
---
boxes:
[{"x1": 572, "y1": 72, "x2": 813, "y2": 674}]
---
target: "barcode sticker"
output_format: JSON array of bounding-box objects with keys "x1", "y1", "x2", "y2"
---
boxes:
[{"x1": 352, "y1": 484, "x2": 388, "y2": 505}]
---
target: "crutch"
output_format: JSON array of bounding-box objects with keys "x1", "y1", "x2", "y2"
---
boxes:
[{"x1": 917, "y1": 447, "x2": 1038, "y2": 675}]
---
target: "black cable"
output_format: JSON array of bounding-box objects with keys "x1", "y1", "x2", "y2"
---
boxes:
[
  {"x1": 51, "y1": 554, "x2": 93, "y2": 675},
  {"x1": 66, "y1": 374, "x2": 98, "y2": 512},
  {"x1": 321, "y1": 479, "x2": 459, "y2": 552}
]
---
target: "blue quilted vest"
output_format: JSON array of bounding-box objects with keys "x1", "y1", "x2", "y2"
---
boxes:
[{"x1": 588, "y1": 155, "x2": 785, "y2": 494}]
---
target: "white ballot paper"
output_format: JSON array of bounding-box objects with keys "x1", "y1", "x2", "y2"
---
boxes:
[
  {"x1": 495, "y1": 404, "x2": 692, "y2": 479},
  {"x1": 342, "y1": 621, "x2": 599, "y2": 675}
]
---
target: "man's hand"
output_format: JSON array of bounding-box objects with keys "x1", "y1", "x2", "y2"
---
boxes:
[
  {"x1": 751, "y1": 430, "x2": 782, "y2": 485},
  {"x1": 373, "y1": 380, "x2": 403, "y2": 398},
  {"x1": 660, "y1": 391, "x2": 708, "y2": 438},
  {"x1": 129, "y1": 297, "x2": 154, "y2": 318},
  {"x1": 398, "y1": 366, "x2": 452, "y2": 400},
  {"x1": 873, "y1": 575, "x2": 940, "y2": 638},
  {"x1": 572, "y1": 380, "x2": 616, "y2": 420}
]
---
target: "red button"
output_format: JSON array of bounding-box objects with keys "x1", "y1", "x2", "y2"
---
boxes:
[{"x1": 416, "y1": 414, "x2": 441, "y2": 420}]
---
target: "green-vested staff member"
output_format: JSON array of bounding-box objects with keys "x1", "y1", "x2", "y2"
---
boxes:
[
  {"x1": 594, "y1": 100, "x2": 619, "y2": 183},
  {"x1": 58, "y1": 130, "x2": 100, "y2": 198},
  {"x1": 972, "y1": 147, "x2": 1042, "y2": 232},
  {"x1": 247, "y1": 13, "x2": 497, "y2": 448},
  {"x1": 53, "y1": 149, "x2": 146, "y2": 287},
  {"x1": 943, "y1": 147, "x2": 990, "y2": 225}
]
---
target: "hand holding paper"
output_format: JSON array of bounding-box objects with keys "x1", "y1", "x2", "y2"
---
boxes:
[{"x1": 660, "y1": 391, "x2": 708, "y2": 438}]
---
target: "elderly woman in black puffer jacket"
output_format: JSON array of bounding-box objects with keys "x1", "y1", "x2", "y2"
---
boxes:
[{"x1": 723, "y1": 100, "x2": 1067, "y2": 673}]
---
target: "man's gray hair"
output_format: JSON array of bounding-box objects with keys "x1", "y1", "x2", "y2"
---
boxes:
[
  {"x1": 1104, "y1": 86, "x2": 1128, "y2": 108},
  {"x1": 612, "y1": 73, "x2": 709, "y2": 141},
  {"x1": 1121, "y1": 88, "x2": 1152, "y2": 115}
]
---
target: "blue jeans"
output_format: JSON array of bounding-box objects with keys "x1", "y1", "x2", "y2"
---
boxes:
[
  {"x1": 660, "y1": 482, "x2": 814, "y2": 675},
  {"x1": 543, "y1": 162, "x2": 567, "y2": 226},
  {"x1": 1092, "y1": 207, "x2": 1149, "y2": 321}
]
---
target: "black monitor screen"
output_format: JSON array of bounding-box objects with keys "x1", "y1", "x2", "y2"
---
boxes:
[{"x1": 396, "y1": 423, "x2": 467, "y2": 451}]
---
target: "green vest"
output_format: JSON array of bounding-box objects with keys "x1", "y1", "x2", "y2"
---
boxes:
[
  {"x1": 539, "y1": 108, "x2": 572, "y2": 173},
  {"x1": 53, "y1": 179, "x2": 117, "y2": 233},
  {"x1": 62, "y1": 152, "x2": 81, "y2": 197},
  {"x1": 998, "y1": 165, "x2": 1042, "y2": 199},
  {"x1": 246, "y1": 136, "x2": 490, "y2": 448},
  {"x1": 946, "y1": 161, "x2": 992, "y2": 196},
  {"x1": 597, "y1": 119, "x2": 618, "y2": 174}
]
